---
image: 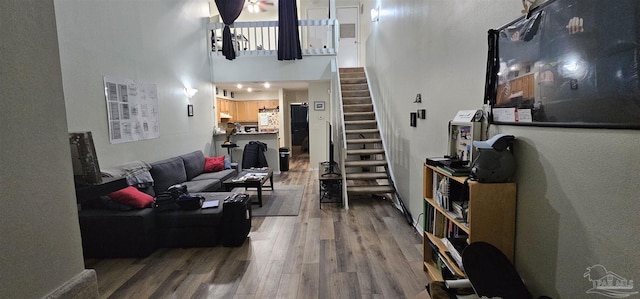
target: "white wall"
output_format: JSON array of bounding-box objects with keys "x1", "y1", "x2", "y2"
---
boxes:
[
  {"x1": 56, "y1": 0, "x2": 214, "y2": 167},
  {"x1": 0, "y1": 1, "x2": 88, "y2": 297},
  {"x1": 308, "y1": 82, "x2": 332, "y2": 168},
  {"x1": 211, "y1": 55, "x2": 334, "y2": 84},
  {"x1": 366, "y1": 0, "x2": 640, "y2": 297}
]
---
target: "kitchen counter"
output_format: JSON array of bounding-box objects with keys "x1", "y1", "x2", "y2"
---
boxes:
[
  {"x1": 213, "y1": 131, "x2": 277, "y2": 136},
  {"x1": 212, "y1": 132, "x2": 280, "y2": 172}
]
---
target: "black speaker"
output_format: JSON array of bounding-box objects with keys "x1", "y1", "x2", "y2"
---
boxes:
[{"x1": 222, "y1": 193, "x2": 251, "y2": 247}]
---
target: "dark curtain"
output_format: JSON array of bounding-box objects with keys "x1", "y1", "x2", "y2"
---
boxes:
[
  {"x1": 278, "y1": 0, "x2": 302, "y2": 60},
  {"x1": 215, "y1": 0, "x2": 244, "y2": 60}
]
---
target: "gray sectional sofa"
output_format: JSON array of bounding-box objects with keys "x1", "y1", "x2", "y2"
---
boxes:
[{"x1": 78, "y1": 150, "x2": 238, "y2": 258}]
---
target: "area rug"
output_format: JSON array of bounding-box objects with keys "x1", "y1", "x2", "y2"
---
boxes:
[{"x1": 232, "y1": 185, "x2": 304, "y2": 217}]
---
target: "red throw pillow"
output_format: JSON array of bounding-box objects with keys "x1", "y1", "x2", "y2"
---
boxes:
[
  {"x1": 204, "y1": 156, "x2": 225, "y2": 173},
  {"x1": 108, "y1": 186, "x2": 154, "y2": 208}
]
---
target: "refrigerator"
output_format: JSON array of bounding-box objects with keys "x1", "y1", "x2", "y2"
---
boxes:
[{"x1": 258, "y1": 109, "x2": 279, "y2": 132}]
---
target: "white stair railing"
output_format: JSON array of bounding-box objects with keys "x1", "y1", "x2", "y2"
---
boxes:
[{"x1": 208, "y1": 19, "x2": 338, "y2": 57}]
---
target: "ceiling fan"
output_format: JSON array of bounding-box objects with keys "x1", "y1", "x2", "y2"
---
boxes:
[{"x1": 244, "y1": 0, "x2": 274, "y2": 13}]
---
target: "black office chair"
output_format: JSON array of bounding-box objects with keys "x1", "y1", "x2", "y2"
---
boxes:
[{"x1": 462, "y1": 242, "x2": 552, "y2": 299}]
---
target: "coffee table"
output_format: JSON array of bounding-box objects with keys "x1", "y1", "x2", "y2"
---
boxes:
[{"x1": 222, "y1": 168, "x2": 274, "y2": 207}]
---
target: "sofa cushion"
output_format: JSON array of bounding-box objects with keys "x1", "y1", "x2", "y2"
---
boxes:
[
  {"x1": 192, "y1": 169, "x2": 237, "y2": 182},
  {"x1": 224, "y1": 156, "x2": 231, "y2": 169},
  {"x1": 204, "y1": 156, "x2": 225, "y2": 173},
  {"x1": 150, "y1": 157, "x2": 187, "y2": 195},
  {"x1": 182, "y1": 179, "x2": 221, "y2": 192},
  {"x1": 108, "y1": 186, "x2": 155, "y2": 208},
  {"x1": 180, "y1": 151, "x2": 205, "y2": 180}
]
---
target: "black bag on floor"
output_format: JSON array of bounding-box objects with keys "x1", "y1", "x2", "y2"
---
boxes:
[{"x1": 222, "y1": 193, "x2": 251, "y2": 247}]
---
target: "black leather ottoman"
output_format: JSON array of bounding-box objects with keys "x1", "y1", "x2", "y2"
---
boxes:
[
  {"x1": 79, "y1": 208, "x2": 157, "y2": 258},
  {"x1": 155, "y1": 192, "x2": 231, "y2": 247}
]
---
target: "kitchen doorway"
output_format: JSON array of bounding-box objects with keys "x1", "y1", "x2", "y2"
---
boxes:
[{"x1": 290, "y1": 103, "x2": 309, "y2": 158}]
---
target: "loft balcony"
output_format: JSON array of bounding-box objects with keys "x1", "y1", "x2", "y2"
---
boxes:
[{"x1": 208, "y1": 19, "x2": 339, "y2": 83}]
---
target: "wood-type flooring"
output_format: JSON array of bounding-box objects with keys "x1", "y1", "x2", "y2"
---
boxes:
[{"x1": 85, "y1": 152, "x2": 429, "y2": 298}]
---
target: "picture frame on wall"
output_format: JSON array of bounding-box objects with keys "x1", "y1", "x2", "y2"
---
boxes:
[
  {"x1": 314, "y1": 101, "x2": 325, "y2": 111},
  {"x1": 223, "y1": 89, "x2": 227, "y2": 97},
  {"x1": 187, "y1": 104, "x2": 194, "y2": 117}
]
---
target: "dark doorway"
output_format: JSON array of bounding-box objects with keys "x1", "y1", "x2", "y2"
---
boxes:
[{"x1": 290, "y1": 104, "x2": 309, "y2": 155}]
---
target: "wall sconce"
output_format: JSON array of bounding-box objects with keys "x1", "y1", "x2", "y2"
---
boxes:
[
  {"x1": 184, "y1": 87, "x2": 198, "y2": 99},
  {"x1": 370, "y1": 6, "x2": 380, "y2": 22}
]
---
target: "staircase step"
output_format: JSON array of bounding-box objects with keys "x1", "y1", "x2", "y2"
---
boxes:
[
  {"x1": 343, "y1": 103, "x2": 373, "y2": 109},
  {"x1": 346, "y1": 138, "x2": 382, "y2": 144},
  {"x1": 340, "y1": 72, "x2": 365, "y2": 79},
  {"x1": 344, "y1": 111, "x2": 375, "y2": 118},
  {"x1": 346, "y1": 172, "x2": 389, "y2": 180},
  {"x1": 339, "y1": 67, "x2": 364, "y2": 73},
  {"x1": 345, "y1": 120, "x2": 377, "y2": 126},
  {"x1": 341, "y1": 83, "x2": 369, "y2": 91},
  {"x1": 346, "y1": 148, "x2": 385, "y2": 155},
  {"x1": 345, "y1": 128, "x2": 379, "y2": 134},
  {"x1": 346, "y1": 185, "x2": 395, "y2": 194},
  {"x1": 345, "y1": 160, "x2": 387, "y2": 167},
  {"x1": 342, "y1": 90, "x2": 370, "y2": 97},
  {"x1": 340, "y1": 78, "x2": 367, "y2": 84},
  {"x1": 343, "y1": 98, "x2": 372, "y2": 105}
]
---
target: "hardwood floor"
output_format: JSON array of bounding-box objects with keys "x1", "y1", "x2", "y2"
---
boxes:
[{"x1": 85, "y1": 153, "x2": 429, "y2": 298}]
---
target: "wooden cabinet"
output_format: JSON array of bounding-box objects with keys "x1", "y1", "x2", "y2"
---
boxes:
[
  {"x1": 235, "y1": 101, "x2": 259, "y2": 122},
  {"x1": 218, "y1": 99, "x2": 279, "y2": 123},
  {"x1": 217, "y1": 98, "x2": 237, "y2": 122},
  {"x1": 422, "y1": 163, "x2": 516, "y2": 281},
  {"x1": 235, "y1": 100, "x2": 279, "y2": 122},
  {"x1": 256, "y1": 100, "x2": 278, "y2": 110}
]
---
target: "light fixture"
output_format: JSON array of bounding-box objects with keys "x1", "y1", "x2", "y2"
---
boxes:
[
  {"x1": 264, "y1": 82, "x2": 270, "y2": 88},
  {"x1": 237, "y1": 83, "x2": 243, "y2": 89},
  {"x1": 247, "y1": 87, "x2": 253, "y2": 92},
  {"x1": 370, "y1": 6, "x2": 380, "y2": 22},
  {"x1": 247, "y1": 2, "x2": 259, "y2": 13},
  {"x1": 184, "y1": 87, "x2": 198, "y2": 98}
]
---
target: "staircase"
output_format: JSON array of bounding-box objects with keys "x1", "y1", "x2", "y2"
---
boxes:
[{"x1": 339, "y1": 67, "x2": 396, "y2": 197}]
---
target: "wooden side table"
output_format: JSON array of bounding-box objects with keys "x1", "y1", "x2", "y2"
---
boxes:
[{"x1": 318, "y1": 162, "x2": 342, "y2": 208}]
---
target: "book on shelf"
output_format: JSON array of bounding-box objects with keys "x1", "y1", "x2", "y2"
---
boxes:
[
  {"x1": 451, "y1": 200, "x2": 469, "y2": 222},
  {"x1": 437, "y1": 252, "x2": 463, "y2": 279},
  {"x1": 441, "y1": 237, "x2": 468, "y2": 270}
]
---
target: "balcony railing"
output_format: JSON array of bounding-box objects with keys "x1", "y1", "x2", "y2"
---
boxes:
[{"x1": 208, "y1": 19, "x2": 338, "y2": 57}]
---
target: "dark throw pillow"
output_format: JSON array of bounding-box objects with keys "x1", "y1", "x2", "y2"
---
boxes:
[
  {"x1": 108, "y1": 186, "x2": 154, "y2": 208},
  {"x1": 204, "y1": 156, "x2": 225, "y2": 173}
]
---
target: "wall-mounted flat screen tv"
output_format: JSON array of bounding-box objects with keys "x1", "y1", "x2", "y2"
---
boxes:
[{"x1": 485, "y1": 0, "x2": 640, "y2": 129}]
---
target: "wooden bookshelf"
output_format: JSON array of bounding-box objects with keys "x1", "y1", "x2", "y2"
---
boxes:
[{"x1": 422, "y1": 163, "x2": 516, "y2": 281}]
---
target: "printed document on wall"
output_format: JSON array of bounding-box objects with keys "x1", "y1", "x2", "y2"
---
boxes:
[{"x1": 104, "y1": 75, "x2": 160, "y2": 144}]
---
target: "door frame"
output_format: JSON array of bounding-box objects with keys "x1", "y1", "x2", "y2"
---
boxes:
[{"x1": 336, "y1": 5, "x2": 360, "y2": 67}]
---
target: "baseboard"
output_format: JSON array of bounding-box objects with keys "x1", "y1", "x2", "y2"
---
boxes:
[{"x1": 44, "y1": 269, "x2": 98, "y2": 299}]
